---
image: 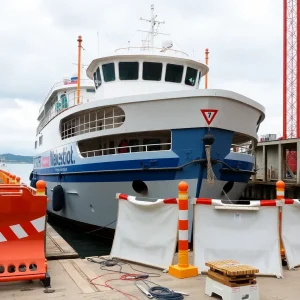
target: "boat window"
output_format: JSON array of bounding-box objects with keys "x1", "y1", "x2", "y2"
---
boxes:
[
  {"x1": 60, "y1": 93, "x2": 68, "y2": 109},
  {"x1": 185, "y1": 67, "x2": 197, "y2": 86},
  {"x1": 61, "y1": 106, "x2": 125, "y2": 140},
  {"x1": 86, "y1": 89, "x2": 96, "y2": 93},
  {"x1": 165, "y1": 63, "x2": 183, "y2": 83},
  {"x1": 197, "y1": 71, "x2": 202, "y2": 88},
  {"x1": 39, "y1": 135, "x2": 43, "y2": 146},
  {"x1": 119, "y1": 62, "x2": 139, "y2": 80},
  {"x1": 129, "y1": 139, "x2": 140, "y2": 152},
  {"x1": 93, "y1": 67, "x2": 102, "y2": 89},
  {"x1": 143, "y1": 138, "x2": 161, "y2": 151},
  {"x1": 35, "y1": 141, "x2": 37, "y2": 149},
  {"x1": 102, "y1": 63, "x2": 116, "y2": 82},
  {"x1": 142, "y1": 62, "x2": 162, "y2": 81}
]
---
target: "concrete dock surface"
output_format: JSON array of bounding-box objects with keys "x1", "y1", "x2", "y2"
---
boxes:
[
  {"x1": 0, "y1": 223, "x2": 299, "y2": 299},
  {"x1": 0, "y1": 253, "x2": 299, "y2": 299}
]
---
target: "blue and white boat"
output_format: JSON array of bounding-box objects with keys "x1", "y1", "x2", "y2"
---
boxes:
[{"x1": 32, "y1": 6, "x2": 265, "y2": 237}]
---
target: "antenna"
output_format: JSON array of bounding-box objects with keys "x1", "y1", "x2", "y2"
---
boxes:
[{"x1": 138, "y1": 4, "x2": 169, "y2": 51}]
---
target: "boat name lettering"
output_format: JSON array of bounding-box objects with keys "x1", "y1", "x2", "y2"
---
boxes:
[{"x1": 50, "y1": 146, "x2": 75, "y2": 166}]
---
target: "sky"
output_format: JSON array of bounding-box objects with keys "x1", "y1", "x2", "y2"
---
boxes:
[{"x1": 0, "y1": 0, "x2": 283, "y2": 155}]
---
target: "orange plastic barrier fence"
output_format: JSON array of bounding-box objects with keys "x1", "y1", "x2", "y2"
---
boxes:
[{"x1": 0, "y1": 180, "x2": 50, "y2": 287}]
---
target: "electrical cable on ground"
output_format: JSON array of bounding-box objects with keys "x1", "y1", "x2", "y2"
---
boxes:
[{"x1": 87, "y1": 257, "x2": 187, "y2": 299}]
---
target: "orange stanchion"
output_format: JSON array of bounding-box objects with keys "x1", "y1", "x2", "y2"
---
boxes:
[
  {"x1": 169, "y1": 181, "x2": 198, "y2": 279},
  {"x1": 0, "y1": 180, "x2": 50, "y2": 287},
  {"x1": 276, "y1": 180, "x2": 285, "y2": 258}
]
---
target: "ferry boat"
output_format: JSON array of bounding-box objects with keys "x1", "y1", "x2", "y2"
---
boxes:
[{"x1": 32, "y1": 6, "x2": 265, "y2": 238}]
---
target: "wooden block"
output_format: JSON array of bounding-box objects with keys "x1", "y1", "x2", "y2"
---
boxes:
[
  {"x1": 208, "y1": 270, "x2": 255, "y2": 283},
  {"x1": 205, "y1": 260, "x2": 259, "y2": 276},
  {"x1": 208, "y1": 271, "x2": 257, "y2": 288}
]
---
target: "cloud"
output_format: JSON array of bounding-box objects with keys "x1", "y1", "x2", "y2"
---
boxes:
[
  {"x1": 0, "y1": 0, "x2": 285, "y2": 155},
  {"x1": 0, "y1": 98, "x2": 39, "y2": 155}
]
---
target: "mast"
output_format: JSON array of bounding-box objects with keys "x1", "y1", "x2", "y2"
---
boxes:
[
  {"x1": 77, "y1": 35, "x2": 82, "y2": 105},
  {"x1": 139, "y1": 4, "x2": 166, "y2": 51},
  {"x1": 205, "y1": 48, "x2": 209, "y2": 89}
]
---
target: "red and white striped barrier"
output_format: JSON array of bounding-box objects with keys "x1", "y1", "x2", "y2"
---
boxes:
[
  {"x1": 192, "y1": 198, "x2": 283, "y2": 278},
  {"x1": 116, "y1": 193, "x2": 177, "y2": 205},
  {"x1": 111, "y1": 193, "x2": 178, "y2": 269},
  {"x1": 0, "y1": 216, "x2": 45, "y2": 242},
  {"x1": 194, "y1": 198, "x2": 294, "y2": 206},
  {"x1": 281, "y1": 199, "x2": 300, "y2": 269}
]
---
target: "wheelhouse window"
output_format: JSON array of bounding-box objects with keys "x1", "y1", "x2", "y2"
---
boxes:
[
  {"x1": 165, "y1": 63, "x2": 183, "y2": 83},
  {"x1": 93, "y1": 67, "x2": 102, "y2": 89},
  {"x1": 142, "y1": 62, "x2": 162, "y2": 81},
  {"x1": 185, "y1": 67, "x2": 197, "y2": 86},
  {"x1": 102, "y1": 63, "x2": 115, "y2": 82},
  {"x1": 119, "y1": 62, "x2": 139, "y2": 80},
  {"x1": 197, "y1": 71, "x2": 202, "y2": 88}
]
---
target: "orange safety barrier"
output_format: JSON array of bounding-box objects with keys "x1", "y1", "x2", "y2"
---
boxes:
[
  {"x1": 0, "y1": 180, "x2": 50, "y2": 287},
  {"x1": 169, "y1": 181, "x2": 198, "y2": 279}
]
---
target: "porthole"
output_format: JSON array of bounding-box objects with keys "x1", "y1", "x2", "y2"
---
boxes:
[
  {"x1": 132, "y1": 180, "x2": 148, "y2": 195},
  {"x1": 221, "y1": 181, "x2": 234, "y2": 195}
]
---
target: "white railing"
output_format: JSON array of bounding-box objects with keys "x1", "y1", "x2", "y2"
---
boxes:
[
  {"x1": 39, "y1": 79, "x2": 93, "y2": 114},
  {"x1": 114, "y1": 46, "x2": 189, "y2": 57},
  {"x1": 81, "y1": 143, "x2": 171, "y2": 158},
  {"x1": 61, "y1": 106, "x2": 125, "y2": 139},
  {"x1": 36, "y1": 92, "x2": 96, "y2": 135}
]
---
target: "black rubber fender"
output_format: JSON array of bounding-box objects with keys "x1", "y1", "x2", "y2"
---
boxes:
[
  {"x1": 52, "y1": 185, "x2": 65, "y2": 212},
  {"x1": 30, "y1": 178, "x2": 37, "y2": 188},
  {"x1": 29, "y1": 171, "x2": 33, "y2": 181}
]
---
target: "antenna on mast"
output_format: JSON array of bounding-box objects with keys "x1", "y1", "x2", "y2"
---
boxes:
[{"x1": 138, "y1": 4, "x2": 169, "y2": 51}]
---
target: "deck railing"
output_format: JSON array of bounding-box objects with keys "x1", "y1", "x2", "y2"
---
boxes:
[
  {"x1": 80, "y1": 142, "x2": 172, "y2": 158},
  {"x1": 36, "y1": 93, "x2": 96, "y2": 135}
]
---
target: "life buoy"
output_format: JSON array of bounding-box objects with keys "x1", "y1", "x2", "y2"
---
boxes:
[
  {"x1": 29, "y1": 171, "x2": 33, "y2": 181},
  {"x1": 30, "y1": 178, "x2": 38, "y2": 188},
  {"x1": 52, "y1": 185, "x2": 65, "y2": 212}
]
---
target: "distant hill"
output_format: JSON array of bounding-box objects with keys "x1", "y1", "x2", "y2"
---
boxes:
[{"x1": 0, "y1": 153, "x2": 33, "y2": 164}]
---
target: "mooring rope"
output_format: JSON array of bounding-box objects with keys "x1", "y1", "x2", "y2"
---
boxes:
[
  {"x1": 205, "y1": 144, "x2": 233, "y2": 203},
  {"x1": 205, "y1": 145, "x2": 215, "y2": 185}
]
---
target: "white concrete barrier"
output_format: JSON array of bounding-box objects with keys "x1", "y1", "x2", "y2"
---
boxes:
[
  {"x1": 192, "y1": 198, "x2": 283, "y2": 278},
  {"x1": 110, "y1": 193, "x2": 178, "y2": 269},
  {"x1": 281, "y1": 199, "x2": 300, "y2": 269}
]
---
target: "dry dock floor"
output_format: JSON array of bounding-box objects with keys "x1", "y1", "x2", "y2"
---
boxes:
[{"x1": 0, "y1": 225, "x2": 299, "y2": 299}]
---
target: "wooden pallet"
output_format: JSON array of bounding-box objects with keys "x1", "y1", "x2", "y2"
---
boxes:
[
  {"x1": 205, "y1": 260, "x2": 259, "y2": 277},
  {"x1": 207, "y1": 270, "x2": 256, "y2": 288}
]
